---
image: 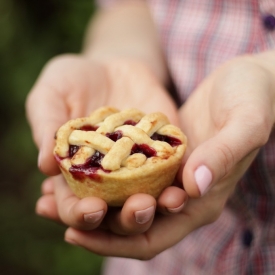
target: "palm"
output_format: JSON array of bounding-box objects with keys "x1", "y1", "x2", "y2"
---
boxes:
[{"x1": 51, "y1": 56, "x2": 179, "y2": 126}]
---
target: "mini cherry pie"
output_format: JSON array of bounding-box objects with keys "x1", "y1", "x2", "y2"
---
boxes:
[{"x1": 54, "y1": 107, "x2": 187, "y2": 206}]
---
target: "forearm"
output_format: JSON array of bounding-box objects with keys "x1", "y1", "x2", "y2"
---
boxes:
[{"x1": 82, "y1": 1, "x2": 169, "y2": 85}]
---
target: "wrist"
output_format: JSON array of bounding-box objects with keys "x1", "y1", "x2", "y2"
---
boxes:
[
  {"x1": 82, "y1": 1, "x2": 169, "y2": 86},
  {"x1": 85, "y1": 52, "x2": 168, "y2": 87}
]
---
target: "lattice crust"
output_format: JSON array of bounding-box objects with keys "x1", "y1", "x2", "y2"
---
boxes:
[
  {"x1": 54, "y1": 107, "x2": 120, "y2": 157},
  {"x1": 54, "y1": 106, "x2": 187, "y2": 206}
]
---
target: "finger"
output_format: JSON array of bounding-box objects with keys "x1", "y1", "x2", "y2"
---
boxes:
[
  {"x1": 182, "y1": 115, "x2": 271, "y2": 198},
  {"x1": 36, "y1": 194, "x2": 61, "y2": 223},
  {"x1": 157, "y1": 186, "x2": 188, "y2": 215},
  {"x1": 26, "y1": 73, "x2": 69, "y2": 176},
  {"x1": 64, "y1": 203, "x2": 197, "y2": 260},
  {"x1": 64, "y1": 227, "x2": 150, "y2": 258},
  {"x1": 26, "y1": 55, "x2": 93, "y2": 175},
  {"x1": 41, "y1": 177, "x2": 55, "y2": 195},
  {"x1": 53, "y1": 175, "x2": 108, "y2": 230},
  {"x1": 104, "y1": 193, "x2": 156, "y2": 235}
]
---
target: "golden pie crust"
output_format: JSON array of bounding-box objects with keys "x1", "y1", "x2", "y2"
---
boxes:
[{"x1": 54, "y1": 107, "x2": 187, "y2": 206}]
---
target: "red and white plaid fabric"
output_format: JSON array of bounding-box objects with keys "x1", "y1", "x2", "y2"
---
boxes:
[{"x1": 98, "y1": 0, "x2": 275, "y2": 274}]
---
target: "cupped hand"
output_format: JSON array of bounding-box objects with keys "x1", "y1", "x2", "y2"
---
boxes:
[
  {"x1": 26, "y1": 54, "x2": 180, "y2": 175},
  {"x1": 27, "y1": 54, "x2": 187, "y2": 236},
  {"x1": 56, "y1": 55, "x2": 275, "y2": 259}
]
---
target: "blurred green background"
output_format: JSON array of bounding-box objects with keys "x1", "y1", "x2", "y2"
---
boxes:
[{"x1": 0, "y1": 0, "x2": 104, "y2": 274}]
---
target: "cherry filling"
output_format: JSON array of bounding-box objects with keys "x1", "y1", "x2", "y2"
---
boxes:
[
  {"x1": 151, "y1": 133, "x2": 182, "y2": 147},
  {"x1": 68, "y1": 143, "x2": 156, "y2": 180},
  {"x1": 79, "y1": 125, "x2": 98, "y2": 131},
  {"x1": 87, "y1": 151, "x2": 105, "y2": 167},
  {"x1": 65, "y1": 122, "x2": 180, "y2": 180},
  {"x1": 131, "y1": 144, "x2": 156, "y2": 158},
  {"x1": 123, "y1": 120, "x2": 137, "y2": 126},
  {"x1": 106, "y1": 130, "x2": 123, "y2": 142},
  {"x1": 106, "y1": 119, "x2": 138, "y2": 141},
  {"x1": 69, "y1": 145, "x2": 80, "y2": 157},
  {"x1": 69, "y1": 151, "x2": 108, "y2": 180}
]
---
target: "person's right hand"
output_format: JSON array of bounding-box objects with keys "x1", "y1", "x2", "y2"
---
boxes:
[{"x1": 26, "y1": 54, "x2": 187, "y2": 235}]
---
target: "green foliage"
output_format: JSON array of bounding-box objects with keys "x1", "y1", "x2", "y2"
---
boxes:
[{"x1": 0, "y1": 0, "x2": 104, "y2": 274}]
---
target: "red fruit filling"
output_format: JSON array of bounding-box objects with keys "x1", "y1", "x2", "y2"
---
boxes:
[
  {"x1": 131, "y1": 144, "x2": 156, "y2": 158},
  {"x1": 106, "y1": 130, "x2": 123, "y2": 142},
  {"x1": 79, "y1": 125, "x2": 98, "y2": 131},
  {"x1": 64, "y1": 123, "x2": 181, "y2": 179},
  {"x1": 69, "y1": 151, "x2": 108, "y2": 180},
  {"x1": 123, "y1": 120, "x2": 137, "y2": 126},
  {"x1": 67, "y1": 143, "x2": 156, "y2": 180},
  {"x1": 151, "y1": 133, "x2": 182, "y2": 147},
  {"x1": 106, "y1": 120, "x2": 137, "y2": 141},
  {"x1": 69, "y1": 145, "x2": 80, "y2": 157}
]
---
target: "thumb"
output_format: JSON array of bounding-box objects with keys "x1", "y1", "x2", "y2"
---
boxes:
[
  {"x1": 26, "y1": 84, "x2": 68, "y2": 176},
  {"x1": 182, "y1": 119, "x2": 270, "y2": 198}
]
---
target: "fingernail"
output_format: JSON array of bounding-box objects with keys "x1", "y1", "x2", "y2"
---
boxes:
[
  {"x1": 167, "y1": 203, "x2": 185, "y2": 213},
  {"x1": 134, "y1": 206, "x2": 155, "y2": 224},
  {"x1": 84, "y1": 210, "x2": 104, "y2": 224},
  {"x1": 194, "y1": 165, "x2": 212, "y2": 196}
]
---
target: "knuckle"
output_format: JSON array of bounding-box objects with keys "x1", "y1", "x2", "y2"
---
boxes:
[
  {"x1": 249, "y1": 113, "x2": 272, "y2": 148},
  {"x1": 46, "y1": 53, "x2": 79, "y2": 69},
  {"x1": 200, "y1": 199, "x2": 224, "y2": 226},
  {"x1": 216, "y1": 143, "x2": 235, "y2": 176},
  {"x1": 135, "y1": 237, "x2": 159, "y2": 260},
  {"x1": 138, "y1": 251, "x2": 157, "y2": 261},
  {"x1": 59, "y1": 197, "x2": 78, "y2": 224},
  {"x1": 240, "y1": 103, "x2": 273, "y2": 148},
  {"x1": 207, "y1": 207, "x2": 223, "y2": 224}
]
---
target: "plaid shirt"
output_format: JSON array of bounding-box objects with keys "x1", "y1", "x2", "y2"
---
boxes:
[{"x1": 98, "y1": 0, "x2": 275, "y2": 274}]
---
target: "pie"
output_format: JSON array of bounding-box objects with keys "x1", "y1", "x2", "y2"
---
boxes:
[{"x1": 54, "y1": 107, "x2": 187, "y2": 206}]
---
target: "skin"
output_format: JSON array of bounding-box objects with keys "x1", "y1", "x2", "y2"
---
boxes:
[{"x1": 26, "y1": 1, "x2": 275, "y2": 260}]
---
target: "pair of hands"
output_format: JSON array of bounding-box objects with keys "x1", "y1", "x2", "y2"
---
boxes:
[{"x1": 26, "y1": 53, "x2": 274, "y2": 259}]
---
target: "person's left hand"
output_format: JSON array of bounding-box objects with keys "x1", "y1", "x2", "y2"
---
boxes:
[{"x1": 37, "y1": 54, "x2": 275, "y2": 260}]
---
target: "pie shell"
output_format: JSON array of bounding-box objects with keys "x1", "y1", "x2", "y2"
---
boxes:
[
  {"x1": 59, "y1": 147, "x2": 184, "y2": 206},
  {"x1": 54, "y1": 107, "x2": 187, "y2": 207}
]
